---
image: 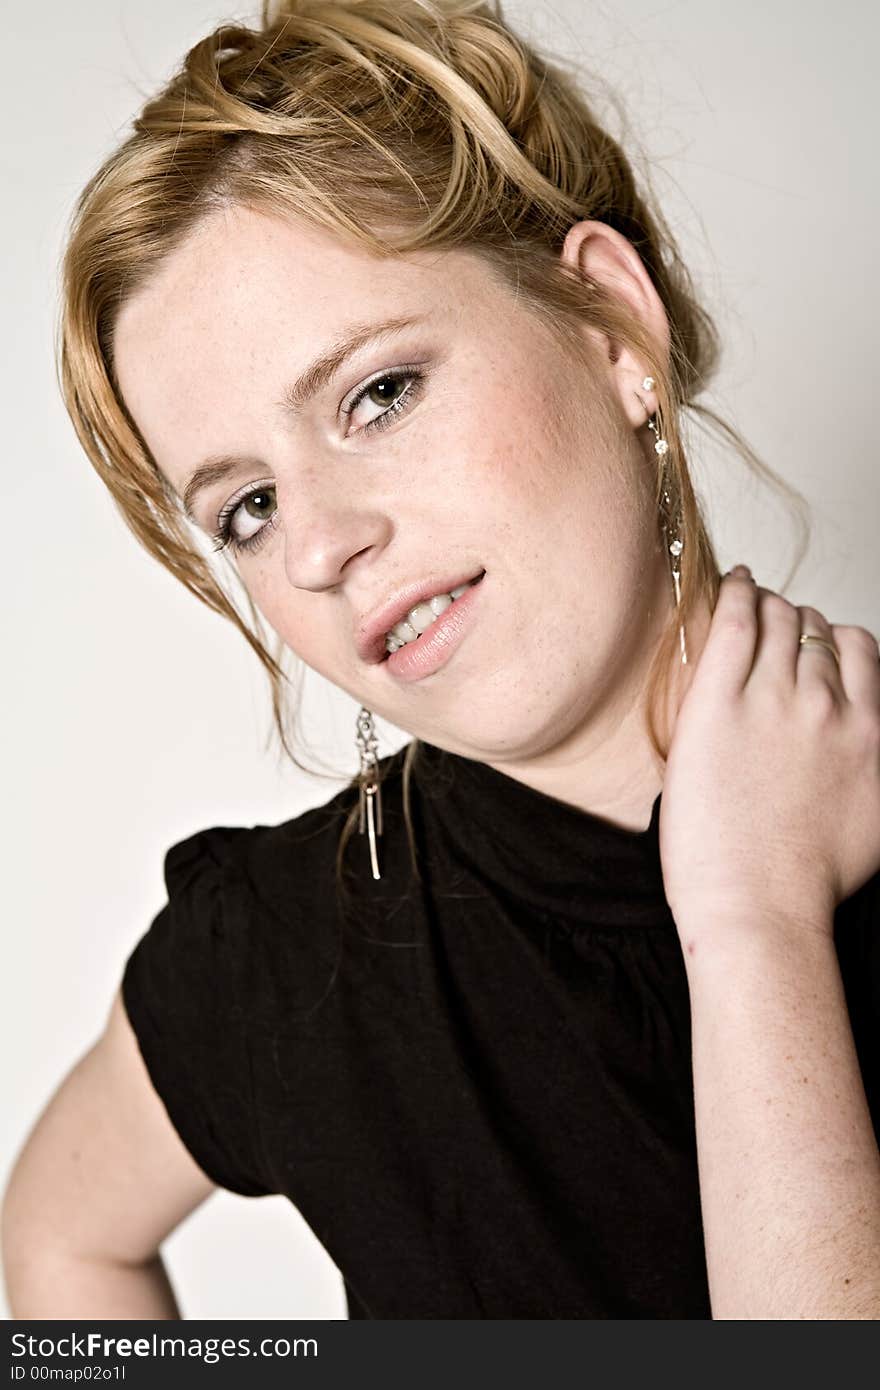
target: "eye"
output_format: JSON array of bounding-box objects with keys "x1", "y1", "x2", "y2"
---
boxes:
[
  {"x1": 344, "y1": 365, "x2": 425, "y2": 434},
  {"x1": 211, "y1": 483, "x2": 277, "y2": 556}
]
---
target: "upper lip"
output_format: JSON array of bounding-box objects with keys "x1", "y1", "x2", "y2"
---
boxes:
[{"x1": 356, "y1": 568, "x2": 486, "y2": 664}]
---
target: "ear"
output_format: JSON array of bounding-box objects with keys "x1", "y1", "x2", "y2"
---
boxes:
[{"x1": 559, "y1": 219, "x2": 671, "y2": 429}]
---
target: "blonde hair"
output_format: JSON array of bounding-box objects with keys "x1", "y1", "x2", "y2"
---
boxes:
[{"x1": 58, "y1": 0, "x2": 808, "y2": 892}]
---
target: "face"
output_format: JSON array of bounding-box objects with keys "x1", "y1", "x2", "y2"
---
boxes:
[{"x1": 113, "y1": 204, "x2": 674, "y2": 762}]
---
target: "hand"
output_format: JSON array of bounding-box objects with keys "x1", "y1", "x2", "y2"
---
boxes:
[{"x1": 659, "y1": 567, "x2": 880, "y2": 943}]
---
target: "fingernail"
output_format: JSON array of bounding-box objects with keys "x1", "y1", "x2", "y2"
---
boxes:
[{"x1": 727, "y1": 564, "x2": 752, "y2": 579}]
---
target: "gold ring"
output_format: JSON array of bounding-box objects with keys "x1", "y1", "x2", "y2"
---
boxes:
[{"x1": 798, "y1": 633, "x2": 841, "y2": 669}]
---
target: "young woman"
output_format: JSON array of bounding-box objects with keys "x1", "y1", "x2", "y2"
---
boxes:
[{"x1": 3, "y1": 0, "x2": 880, "y2": 1320}]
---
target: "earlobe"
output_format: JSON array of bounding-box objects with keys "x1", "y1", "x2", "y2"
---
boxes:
[{"x1": 560, "y1": 218, "x2": 671, "y2": 421}]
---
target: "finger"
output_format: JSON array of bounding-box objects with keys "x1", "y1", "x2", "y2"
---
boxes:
[
  {"x1": 795, "y1": 603, "x2": 844, "y2": 700},
  {"x1": 750, "y1": 587, "x2": 801, "y2": 687},
  {"x1": 699, "y1": 570, "x2": 760, "y2": 693},
  {"x1": 830, "y1": 623, "x2": 880, "y2": 709}
]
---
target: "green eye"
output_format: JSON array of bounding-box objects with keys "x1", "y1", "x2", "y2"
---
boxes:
[{"x1": 347, "y1": 367, "x2": 426, "y2": 434}]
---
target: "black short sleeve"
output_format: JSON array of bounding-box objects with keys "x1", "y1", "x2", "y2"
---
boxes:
[
  {"x1": 121, "y1": 827, "x2": 273, "y2": 1198},
  {"x1": 834, "y1": 866, "x2": 880, "y2": 1142}
]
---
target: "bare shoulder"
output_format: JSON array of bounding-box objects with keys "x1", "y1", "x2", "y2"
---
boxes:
[{"x1": 2, "y1": 984, "x2": 216, "y2": 1268}]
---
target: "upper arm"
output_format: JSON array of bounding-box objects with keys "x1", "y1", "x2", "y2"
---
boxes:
[{"x1": 2, "y1": 984, "x2": 216, "y2": 1268}]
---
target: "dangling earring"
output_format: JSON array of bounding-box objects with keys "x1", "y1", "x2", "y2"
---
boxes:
[
  {"x1": 355, "y1": 705, "x2": 383, "y2": 880},
  {"x1": 640, "y1": 376, "x2": 688, "y2": 665}
]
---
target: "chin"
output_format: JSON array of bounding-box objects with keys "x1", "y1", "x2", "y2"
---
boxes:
[{"x1": 424, "y1": 684, "x2": 598, "y2": 763}]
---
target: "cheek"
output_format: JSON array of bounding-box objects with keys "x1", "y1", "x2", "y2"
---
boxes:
[
  {"x1": 464, "y1": 382, "x2": 573, "y2": 507},
  {"x1": 489, "y1": 358, "x2": 612, "y2": 505},
  {"x1": 234, "y1": 562, "x2": 311, "y2": 650}
]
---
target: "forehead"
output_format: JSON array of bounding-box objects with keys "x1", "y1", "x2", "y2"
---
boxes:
[
  {"x1": 111, "y1": 205, "x2": 504, "y2": 486},
  {"x1": 113, "y1": 207, "x2": 498, "y2": 388}
]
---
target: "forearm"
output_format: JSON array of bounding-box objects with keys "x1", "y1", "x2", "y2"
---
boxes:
[
  {"x1": 680, "y1": 918, "x2": 880, "y2": 1319},
  {"x1": 4, "y1": 1246, "x2": 180, "y2": 1319}
]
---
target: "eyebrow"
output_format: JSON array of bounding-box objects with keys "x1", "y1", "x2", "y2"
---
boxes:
[{"x1": 180, "y1": 313, "x2": 425, "y2": 524}]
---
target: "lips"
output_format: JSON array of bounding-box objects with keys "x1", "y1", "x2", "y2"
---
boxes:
[{"x1": 356, "y1": 569, "x2": 486, "y2": 665}]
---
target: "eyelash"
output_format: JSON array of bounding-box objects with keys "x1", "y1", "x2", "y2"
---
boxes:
[{"x1": 210, "y1": 366, "x2": 426, "y2": 556}]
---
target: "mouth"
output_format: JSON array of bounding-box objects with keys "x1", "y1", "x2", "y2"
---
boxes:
[
  {"x1": 381, "y1": 570, "x2": 487, "y2": 682},
  {"x1": 380, "y1": 570, "x2": 485, "y2": 661},
  {"x1": 357, "y1": 567, "x2": 487, "y2": 666}
]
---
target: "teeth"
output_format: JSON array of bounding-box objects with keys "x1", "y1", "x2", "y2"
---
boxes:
[
  {"x1": 407, "y1": 601, "x2": 436, "y2": 635},
  {"x1": 384, "y1": 576, "x2": 481, "y2": 654}
]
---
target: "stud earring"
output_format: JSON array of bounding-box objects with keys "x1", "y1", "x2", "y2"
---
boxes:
[
  {"x1": 639, "y1": 376, "x2": 687, "y2": 665},
  {"x1": 355, "y1": 705, "x2": 383, "y2": 880}
]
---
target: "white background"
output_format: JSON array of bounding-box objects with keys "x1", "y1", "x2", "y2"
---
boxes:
[{"x1": 2, "y1": 0, "x2": 877, "y2": 1319}]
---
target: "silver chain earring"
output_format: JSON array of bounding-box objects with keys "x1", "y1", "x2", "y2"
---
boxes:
[
  {"x1": 355, "y1": 705, "x2": 383, "y2": 880},
  {"x1": 640, "y1": 376, "x2": 687, "y2": 665}
]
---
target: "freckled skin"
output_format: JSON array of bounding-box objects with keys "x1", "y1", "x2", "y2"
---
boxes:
[{"x1": 113, "y1": 205, "x2": 713, "y2": 830}]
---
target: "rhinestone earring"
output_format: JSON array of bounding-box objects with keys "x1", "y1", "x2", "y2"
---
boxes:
[
  {"x1": 640, "y1": 376, "x2": 687, "y2": 665},
  {"x1": 355, "y1": 705, "x2": 383, "y2": 880}
]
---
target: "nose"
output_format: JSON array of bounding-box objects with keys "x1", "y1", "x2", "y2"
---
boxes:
[{"x1": 277, "y1": 467, "x2": 392, "y2": 592}]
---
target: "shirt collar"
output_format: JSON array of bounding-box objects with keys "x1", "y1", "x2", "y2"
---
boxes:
[{"x1": 410, "y1": 739, "x2": 675, "y2": 929}]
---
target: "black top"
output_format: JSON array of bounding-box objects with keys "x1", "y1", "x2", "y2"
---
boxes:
[{"x1": 121, "y1": 739, "x2": 880, "y2": 1319}]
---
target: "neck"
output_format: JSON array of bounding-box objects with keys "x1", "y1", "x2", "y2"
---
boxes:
[{"x1": 476, "y1": 588, "x2": 714, "y2": 834}]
